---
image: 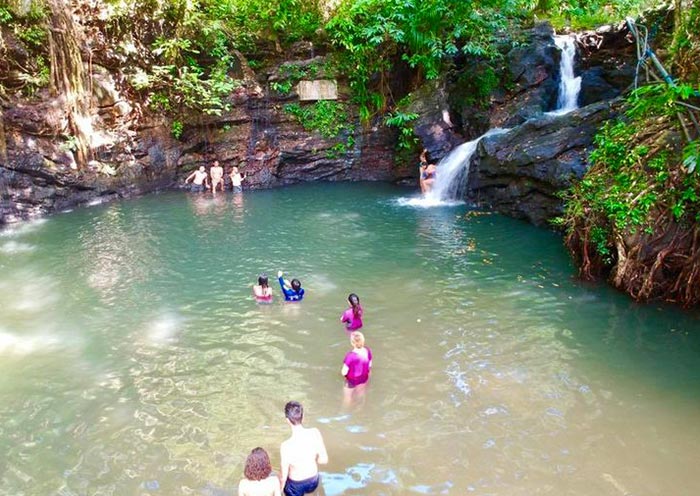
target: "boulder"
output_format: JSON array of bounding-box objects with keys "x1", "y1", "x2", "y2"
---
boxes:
[
  {"x1": 468, "y1": 99, "x2": 620, "y2": 225},
  {"x1": 489, "y1": 22, "x2": 560, "y2": 128}
]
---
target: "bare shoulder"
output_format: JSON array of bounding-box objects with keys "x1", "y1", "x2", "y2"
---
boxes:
[{"x1": 310, "y1": 427, "x2": 324, "y2": 440}]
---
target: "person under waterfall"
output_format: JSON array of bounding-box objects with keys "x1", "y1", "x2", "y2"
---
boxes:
[{"x1": 419, "y1": 149, "x2": 436, "y2": 195}]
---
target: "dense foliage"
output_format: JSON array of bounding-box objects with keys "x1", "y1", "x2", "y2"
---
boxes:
[
  {"x1": 559, "y1": 80, "x2": 700, "y2": 303},
  {"x1": 1, "y1": 0, "x2": 658, "y2": 116},
  {"x1": 555, "y1": 1, "x2": 700, "y2": 304}
]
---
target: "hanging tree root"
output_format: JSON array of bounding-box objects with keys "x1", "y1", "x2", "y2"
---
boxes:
[
  {"x1": 568, "y1": 211, "x2": 700, "y2": 307},
  {"x1": 47, "y1": 0, "x2": 91, "y2": 168}
]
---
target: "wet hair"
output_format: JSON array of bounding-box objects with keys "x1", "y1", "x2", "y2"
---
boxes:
[
  {"x1": 291, "y1": 279, "x2": 301, "y2": 292},
  {"x1": 258, "y1": 274, "x2": 269, "y2": 288},
  {"x1": 348, "y1": 293, "x2": 361, "y2": 318},
  {"x1": 350, "y1": 331, "x2": 365, "y2": 349},
  {"x1": 243, "y1": 447, "x2": 272, "y2": 481},
  {"x1": 285, "y1": 401, "x2": 304, "y2": 425}
]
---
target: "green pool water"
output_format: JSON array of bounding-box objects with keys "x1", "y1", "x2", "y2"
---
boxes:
[{"x1": 1, "y1": 182, "x2": 699, "y2": 495}]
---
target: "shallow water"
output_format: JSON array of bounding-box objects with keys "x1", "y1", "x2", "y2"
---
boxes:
[{"x1": 1, "y1": 183, "x2": 699, "y2": 495}]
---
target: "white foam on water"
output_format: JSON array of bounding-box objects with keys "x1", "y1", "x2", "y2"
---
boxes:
[
  {"x1": 0, "y1": 273, "x2": 59, "y2": 313},
  {"x1": 394, "y1": 196, "x2": 464, "y2": 208},
  {"x1": 304, "y1": 273, "x2": 337, "y2": 295}
]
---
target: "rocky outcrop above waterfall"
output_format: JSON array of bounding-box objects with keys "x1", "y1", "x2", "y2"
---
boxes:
[
  {"x1": 467, "y1": 99, "x2": 620, "y2": 226},
  {"x1": 488, "y1": 23, "x2": 561, "y2": 129},
  {"x1": 411, "y1": 22, "x2": 565, "y2": 163},
  {"x1": 577, "y1": 23, "x2": 637, "y2": 106}
]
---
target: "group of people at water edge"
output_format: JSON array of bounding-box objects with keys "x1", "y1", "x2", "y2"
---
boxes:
[
  {"x1": 184, "y1": 160, "x2": 246, "y2": 193},
  {"x1": 183, "y1": 150, "x2": 437, "y2": 197}
]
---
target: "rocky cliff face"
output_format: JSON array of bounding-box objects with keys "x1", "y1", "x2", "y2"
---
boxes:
[
  {"x1": 406, "y1": 22, "x2": 635, "y2": 225},
  {"x1": 0, "y1": 57, "x2": 410, "y2": 225},
  {"x1": 1, "y1": 19, "x2": 636, "y2": 226},
  {"x1": 468, "y1": 99, "x2": 620, "y2": 225}
]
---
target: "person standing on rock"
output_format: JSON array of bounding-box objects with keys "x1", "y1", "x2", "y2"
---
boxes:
[
  {"x1": 210, "y1": 160, "x2": 225, "y2": 194},
  {"x1": 184, "y1": 165, "x2": 209, "y2": 192}
]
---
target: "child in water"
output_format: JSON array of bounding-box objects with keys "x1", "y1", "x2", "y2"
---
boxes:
[
  {"x1": 253, "y1": 274, "x2": 273, "y2": 304},
  {"x1": 341, "y1": 293, "x2": 363, "y2": 331},
  {"x1": 277, "y1": 270, "x2": 304, "y2": 302}
]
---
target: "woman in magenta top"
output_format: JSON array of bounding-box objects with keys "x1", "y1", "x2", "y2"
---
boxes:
[
  {"x1": 340, "y1": 293, "x2": 363, "y2": 331},
  {"x1": 341, "y1": 331, "x2": 372, "y2": 388}
]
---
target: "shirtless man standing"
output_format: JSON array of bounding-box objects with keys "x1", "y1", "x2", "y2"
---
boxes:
[
  {"x1": 210, "y1": 160, "x2": 224, "y2": 193},
  {"x1": 280, "y1": 401, "x2": 328, "y2": 496},
  {"x1": 184, "y1": 165, "x2": 209, "y2": 192}
]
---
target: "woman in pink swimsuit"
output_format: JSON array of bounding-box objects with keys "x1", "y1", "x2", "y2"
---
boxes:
[{"x1": 253, "y1": 274, "x2": 273, "y2": 304}]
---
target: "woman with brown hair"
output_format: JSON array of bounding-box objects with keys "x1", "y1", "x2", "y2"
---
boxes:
[{"x1": 238, "y1": 447, "x2": 281, "y2": 496}]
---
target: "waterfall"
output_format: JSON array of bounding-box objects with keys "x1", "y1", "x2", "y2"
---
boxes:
[
  {"x1": 406, "y1": 35, "x2": 581, "y2": 206},
  {"x1": 425, "y1": 128, "x2": 508, "y2": 203},
  {"x1": 554, "y1": 35, "x2": 581, "y2": 112}
]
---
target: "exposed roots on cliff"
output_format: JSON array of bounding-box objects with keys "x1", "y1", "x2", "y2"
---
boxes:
[{"x1": 567, "y1": 211, "x2": 700, "y2": 306}]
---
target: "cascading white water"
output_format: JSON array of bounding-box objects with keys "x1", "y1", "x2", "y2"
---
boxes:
[
  {"x1": 554, "y1": 35, "x2": 581, "y2": 112},
  {"x1": 425, "y1": 128, "x2": 508, "y2": 203},
  {"x1": 411, "y1": 35, "x2": 581, "y2": 205}
]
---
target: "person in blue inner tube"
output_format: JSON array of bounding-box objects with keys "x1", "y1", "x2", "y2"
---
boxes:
[{"x1": 278, "y1": 270, "x2": 305, "y2": 302}]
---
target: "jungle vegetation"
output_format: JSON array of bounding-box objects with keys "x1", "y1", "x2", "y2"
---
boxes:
[{"x1": 1, "y1": 0, "x2": 699, "y2": 303}]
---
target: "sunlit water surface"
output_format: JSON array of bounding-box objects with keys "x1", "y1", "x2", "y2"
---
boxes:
[{"x1": 1, "y1": 183, "x2": 699, "y2": 495}]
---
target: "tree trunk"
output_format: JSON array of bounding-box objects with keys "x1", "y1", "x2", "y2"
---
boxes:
[{"x1": 47, "y1": 0, "x2": 90, "y2": 168}]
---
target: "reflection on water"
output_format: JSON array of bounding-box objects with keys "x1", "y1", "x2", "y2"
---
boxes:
[{"x1": 0, "y1": 183, "x2": 699, "y2": 495}]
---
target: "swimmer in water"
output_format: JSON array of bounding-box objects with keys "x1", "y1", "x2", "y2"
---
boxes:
[
  {"x1": 278, "y1": 271, "x2": 304, "y2": 302},
  {"x1": 340, "y1": 293, "x2": 363, "y2": 331},
  {"x1": 253, "y1": 274, "x2": 273, "y2": 304},
  {"x1": 423, "y1": 162, "x2": 437, "y2": 194},
  {"x1": 210, "y1": 160, "x2": 225, "y2": 194},
  {"x1": 341, "y1": 331, "x2": 372, "y2": 408}
]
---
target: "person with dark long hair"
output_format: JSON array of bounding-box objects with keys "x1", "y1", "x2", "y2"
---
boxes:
[
  {"x1": 340, "y1": 293, "x2": 363, "y2": 331},
  {"x1": 253, "y1": 274, "x2": 273, "y2": 304},
  {"x1": 238, "y1": 447, "x2": 281, "y2": 496}
]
